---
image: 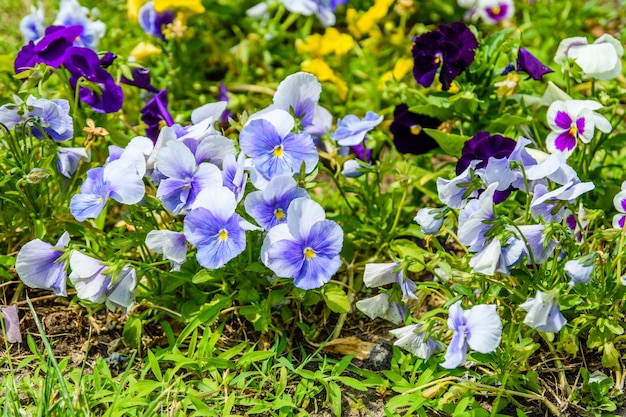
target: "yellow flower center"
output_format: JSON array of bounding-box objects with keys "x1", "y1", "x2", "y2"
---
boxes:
[
  {"x1": 491, "y1": 6, "x2": 501, "y2": 15},
  {"x1": 569, "y1": 126, "x2": 578, "y2": 137},
  {"x1": 274, "y1": 208, "x2": 285, "y2": 221},
  {"x1": 304, "y1": 247, "x2": 316, "y2": 260},
  {"x1": 97, "y1": 197, "x2": 103, "y2": 204},
  {"x1": 433, "y1": 56, "x2": 440, "y2": 65},
  {"x1": 273, "y1": 145, "x2": 284, "y2": 158},
  {"x1": 410, "y1": 125, "x2": 422, "y2": 135},
  {"x1": 218, "y1": 229, "x2": 228, "y2": 241}
]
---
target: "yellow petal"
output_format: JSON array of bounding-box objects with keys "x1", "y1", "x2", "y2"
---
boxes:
[
  {"x1": 301, "y1": 58, "x2": 335, "y2": 81},
  {"x1": 130, "y1": 42, "x2": 163, "y2": 61},
  {"x1": 154, "y1": 0, "x2": 205, "y2": 15},
  {"x1": 127, "y1": 0, "x2": 144, "y2": 21},
  {"x1": 392, "y1": 58, "x2": 413, "y2": 80}
]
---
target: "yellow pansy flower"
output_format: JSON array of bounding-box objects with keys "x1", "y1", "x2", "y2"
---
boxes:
[
  {"x1": 130, "y1": 42, "x2": 163, "y2": 61},
  {"x1": 296, "y1": 28, "x2": 355, "y2": 57},
  {"x1": 301, "y1": 59, "x2": 348, "y2": 100},
  {"x1": 154, "y1": 0, "x2": 205, "y2": 15},
  {"x1": 494, "y1": 73, "x2": 520, "y2": 97}
]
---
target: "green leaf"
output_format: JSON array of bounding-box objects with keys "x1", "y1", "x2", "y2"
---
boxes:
[
  {"x1": 485, "y1": 114, "x2": 533, "y2": 134},
  {"x1": 321, "y1": 284, "x2": 351, "y2": 314},
  {"x1": 335, "y1": 376, "x2": 367, "y2": 391},
  {"x1": 122, "y1": 315, "x2": 143, "y2": 351},
  {"x1": 390, "y1": 238, "x2": 426, "y2": 260},
  {"x1": 146, "y1": 349, "x2": 163, "y2": 382},
  {"x1": 423, "y1": 129, "x2": 469, "y2": 157}
]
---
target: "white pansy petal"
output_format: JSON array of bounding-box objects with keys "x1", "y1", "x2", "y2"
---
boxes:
[{"x1": 465, "y1": 304, "x2": 502, "y2": 353}]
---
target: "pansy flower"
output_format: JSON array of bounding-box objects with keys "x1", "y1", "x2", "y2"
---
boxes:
[
  {"x1": 64, "y1": 46, "x2": 124, "y2": 113},
  {"x1": 331, "y1": 111, "x2": 383, "y2": 147},
  {"x1": 14, "y1": 25, "x2": 83, "y2": 73},
  {"x1": 16, "y1": 232, "x2": 70, "y2": 296},
  {"x1": 546, "y1": 100, "x2": 612, "y2": 157},
  {"x1": 390, "y1": 324, "x2": 444, "y2": 361},
  {"x1": 244, "y1": 175, "x2": 309, "y2": 231},
  {"x1": 57, "y1": 147, "x2": 90, "y2": 178},
  {"x1": 120, "y1": 67, "x2": 159, "y2": 93},
  {"x1": 69, "y1": 251, "x2": 137, "y2": 311},
  {"x1": 565, "y1": 253, "x2": 596, "y2": 287},
  {"x1": 1, "y1": 305, "x2": 22, "y2": 344},
  {"x1": 155, "y1": 140, "x2": 223, "y2": 215},
  {"x1": 184, "y1": 187, "x2": 247, "y2": 269},
  {"x1": 19, "y1": 2, "x2": 45, "y2": 43},
  {"x1": 279, "y1": 0, "x2": 346, "y2": 27},
  {"x1": 355, "y1": 294, "x2": 406, "y2": 325},
  {"x1": 53, "y1": 0, "x2": 106, "y2": 50},
  {"x1": 612, "y1": 182, "x2": 626, "y2": 229},
  {"x1": 261, "y1": 198, "x2": 343, "y2": 290},
  {"x1": 0, "y1": 96, "x2": 74, "y2": 142},
  {"x1": 362, "y1": 263, "x2": 418, "y2": 300},
  {"x1": 412, "y1": 22, "x2": 478, "y2": 91},
  {"x1": 240, "y1": 109, "x2": 318, "y2": 181},
  {"x1": 555, "y1": 34, "x2": 624, "y2": 80},
  {"x1": 145, "y1": 230, "x2": 188, "y2": 271},
  {"x1": 441, "y1": 301, "x2": 502, "y2": 369},
  {"x1": 138, "y1": 1, "x2": 175, "y2": 40},
  {"x1": 474, "y1": 0, "x2": 514, "y2": 24},
  {"x1": 520, "y1": 291, "x2": 567, "y2": 333}
]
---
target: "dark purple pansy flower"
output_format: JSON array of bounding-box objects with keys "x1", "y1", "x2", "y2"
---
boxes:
[
  {"x1": 141, "y1": 88, "x2": 174, "y2": 141},
  {"x1": 517, "y1": 48, "x2": 553, "y2": 81},
  {"x1": 390, "y1": 104, "x2": 441, "y2": 155},
  {"x1": 457, "y1": 131, "x2": 516, "y2": 203},
  {"x1": 412, "y1": 22, "x2": 478, "y2": 91},
  {"x1": 138, "y1": 1, "x2": 175, "y2": 40},
  {"x1": 121, "y1": 67, "x2": 159, "y2": 93},
  {"x1": 456, "y1": 131, "x2": 516, "y2": 175},
  {"x1": 14, "y1": 25, "x2": 83, "y2": 73},
  {"x1": 64, "y1": 47, "x2": 124, "y2": 113},
  {"x1": 219, "y1": 81, "x2": 232, "y2": 126}
]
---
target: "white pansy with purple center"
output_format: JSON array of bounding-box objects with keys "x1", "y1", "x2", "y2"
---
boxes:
[
  {"x1": 555, "y1": 34, "x2": 624, "y2": 80},
  {"x1": 546, "y1": 100, "x2": 611, "y2": 157}
]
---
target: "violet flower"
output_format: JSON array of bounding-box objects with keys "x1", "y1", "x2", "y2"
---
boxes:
[
  {"x1": 520, "y1": 291, "x2": 567, "y2": 333},
  {"x1": 155, "y1": 140, "x2": 223, "y2": 214},
  {"x1": 362, "y1": 262, "x2": 418, "y2": 300},
  {"x1": 244, "y1": 175, "x2": 309, "y2": 231},
  {"x1": 184, "y1": 187, "x2": 247, "y2": 269},
  {"x1": 565, "y1": 253, "x2": 596, "y2": 287},
  {"x1": 355, "y1": 294, "x2": 406, "y2": 325},
  {"x1": 15, "y1": 232, "x2": 70, "y2": 296},
  {"x1": 14, "y1": 25, "x2": 83, "y2": 73},
  {"x1": 261, "y1": 198, "x2": 343, "y2": 290},
  {"x1": 145, "y1": 230, "x2": 188, "y2": 272},
  {"x1": 141, "y1": 88, "x2": 174, "y2": 141},
  {"x1": 69, "y1": 251, "x2": 136, "y2": 311},
  {"x1": 64, "y1": 46, "x2": 124, "y2": 113},
  {"x1": 57, "y1": 147, "x2": 90, "y2": 178},
  {"x1": 331, "y1": 111, "x2": 383, "y2": 147},
  {"x1": 517, "y1": 48, "x2": 553, "y2": 80},
  {"x1": 53, "y1": 0, "x2": 106, "y2": 50},
  {"x1": 412, "y1": 22, "x2": 478, "y2": 91},
  {"x1": 390, "y1": 324, "x2": 444, "y2": 361},
  {"x1": 70, "y1": 156, "x2": 146, "y2": 221},
  {"x1": 240, "y1": 109, "x2": 319, "y2": 181},
  {"x1": 138, "y1": 1, "x2": 175, "y2": 40},
  {"x1": 441, "y1": 301, "x2": 502, "y2": 369},
  {"x1": 457, "y1": 131, "x2": 516, "y2": 175},
  {"x1": 19, "y1": 2, "x2": 45, "y2": 43}
]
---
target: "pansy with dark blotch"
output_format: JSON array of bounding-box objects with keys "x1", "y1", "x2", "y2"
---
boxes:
[
  {"x1": 14, "y1": 25, "x2": 83, "y2": 73},
  {"x1": 411, "y1": 22, "x2": 478, "y2": 91},
  {"x1": 64, "y1": 46, "x2": 123, "y2": 113},
  {"x1": 516, "y1": 48, "x2": 553, "y2": 81},
  {"x1": 390, "y1": 104, "x2": 440, "y2": 155},
  {"x1": 456, "y1": 131, "x2": 516, "y2": 175}
]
